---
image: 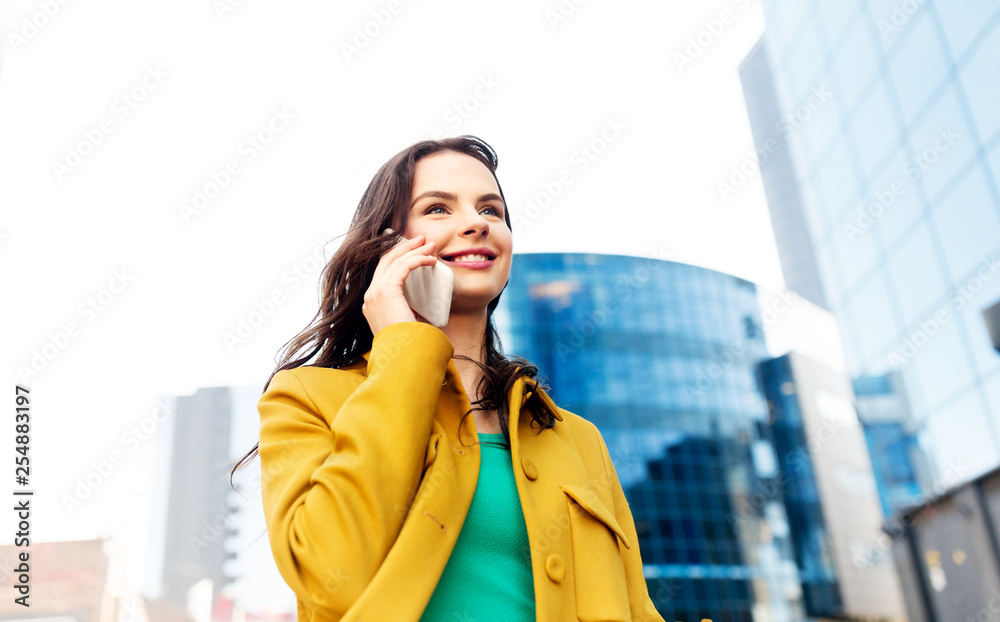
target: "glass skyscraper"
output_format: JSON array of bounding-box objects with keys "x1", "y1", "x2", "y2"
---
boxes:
[
  {"x1": 495, "y1": 253, "x2": 811, "y2": 620},
  {"x1": 740, "y1": 2, "x2": 1000, "y2": 494}
]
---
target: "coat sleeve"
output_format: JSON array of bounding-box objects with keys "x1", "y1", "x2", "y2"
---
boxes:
[
  {"x1": 257, "y1": 321, "x2": 454, "y2": 619},
  {"x1": 594, "y1": 424, "x2": 667, "y2": 622}
]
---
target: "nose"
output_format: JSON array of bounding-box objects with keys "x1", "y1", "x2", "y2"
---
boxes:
[{"x1": 459, "y1": 207, "x2": 490, "y2": 238}]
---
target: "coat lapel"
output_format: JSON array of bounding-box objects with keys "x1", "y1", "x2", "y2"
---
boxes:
[{"x1": 355, "y1": 348, "x2": 566, "y2": 513}]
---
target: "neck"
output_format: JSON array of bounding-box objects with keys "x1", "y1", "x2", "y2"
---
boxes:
[{"x1": 439, "y1": 306, "x2": 490, "y2": 401}]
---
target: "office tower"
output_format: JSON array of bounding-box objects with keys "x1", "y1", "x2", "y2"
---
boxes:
[
  {"x1": 759, "y1": 353, "x2": 905, "y2": 619},
  {"x1": 740, "y1": 2, "x2": 1000, "y2": 494},
  {"x1": 497, "y1": 252, "x2": 804, "y2": 620},
  {"x1": 145, "y1": 385, "x2": 296, "y2": 618},
  {"x1": 145, "y1": 388, "x2": 237, "y2": 610}
]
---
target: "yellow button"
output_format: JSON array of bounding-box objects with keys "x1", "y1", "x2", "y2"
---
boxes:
[
  {"x1": 545, "y1": 555, "x2": 565, "y2": 583},
  {"x1": 521, "y1": 457, "x2": 538, "y2": 480}
]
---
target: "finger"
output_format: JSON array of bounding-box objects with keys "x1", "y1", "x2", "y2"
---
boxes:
[
  {"x1": 382, "y1": 234, "x2": 424, "y2": 264},
  {"x1": 372, "y1": 233, "x2": 425, "y2": 281},
  {"x1": 393, "y1": 240, "x2": 436, "y2": 264},
  {"x1": 390, "y1": 246, "x2": 438, "y2": 279}
]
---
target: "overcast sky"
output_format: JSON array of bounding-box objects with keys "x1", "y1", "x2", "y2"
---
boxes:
[{"x1": 0, "y1": 0, "x2": 778, "y2": 610}]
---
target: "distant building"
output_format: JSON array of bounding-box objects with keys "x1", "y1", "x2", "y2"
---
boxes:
[
  {"x1": 853, "y1": 372, "x2": 927, "y2": 517},
  {"x1": 0, "y1": 537, "x2": 292, "y2": 622},
  {"x1": 145, "y1": 386, "x2": 295, "y2": 617},
  {"x1": 146, "y1": 388, "x2": 236, "y2": 609},
  {"x1": 760, "y1": 352, "x2": 906, "y2": 619},
  {"x1": 888, "y1": 466, "x2": 1000, "y2": 622},
  {"x1": 0, "y1": 538, "x2": 146, "y2": 622}
]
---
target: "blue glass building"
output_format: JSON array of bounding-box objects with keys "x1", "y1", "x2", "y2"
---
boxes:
[
  {"x1": 852, "y1": 373, "x2": 926, "y2": 516},
  {"x1": 759, "y1": 357, "x2": 841, "y2": 616},
  {"x1": 496, "y1": 253, "x2": 806, "y2": 621},
  {"x1": 740, "y1": 2, "x2": 1000, "y2": 499}
]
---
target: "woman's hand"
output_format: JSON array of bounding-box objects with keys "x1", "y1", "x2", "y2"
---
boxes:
[{"x1": 362, "y1": 231, "x2": 438, "y2": 336}]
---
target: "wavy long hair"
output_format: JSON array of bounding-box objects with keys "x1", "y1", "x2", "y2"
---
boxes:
[{"x1": 228, "y1": 135, "x2": 555, "y2": 488}]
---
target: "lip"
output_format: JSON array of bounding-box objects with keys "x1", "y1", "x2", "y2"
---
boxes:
[
  {"x1": 440, "y1": 247, "x2": 497, "y2": 260},
  {"x1": 441, "y1": 256, "x2": 495, "y2": 269}
]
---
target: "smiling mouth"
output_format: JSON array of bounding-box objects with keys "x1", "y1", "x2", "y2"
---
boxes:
[{"x1": 441, "y1": 255, "x2": 496, "y2": 267}]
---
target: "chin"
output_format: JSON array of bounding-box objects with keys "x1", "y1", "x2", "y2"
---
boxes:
[{"x1": 450, "y1": 289, "x2": 503, "y2": 311}]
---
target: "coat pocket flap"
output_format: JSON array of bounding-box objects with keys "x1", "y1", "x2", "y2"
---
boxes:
[{"x1": 560, "y1": 484, "x2": 631, "y2": 550}]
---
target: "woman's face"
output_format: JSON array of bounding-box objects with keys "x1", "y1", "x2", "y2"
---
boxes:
[{"x1": 403, "y1": 150, "x2": 513, "y2": 314}]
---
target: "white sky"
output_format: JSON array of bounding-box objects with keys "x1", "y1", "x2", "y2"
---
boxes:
[{"x1": 0, "y1": 0, "x2": 780, "y2": 610}]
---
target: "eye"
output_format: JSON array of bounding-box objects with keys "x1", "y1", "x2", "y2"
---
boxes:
[{"x1": 425, "y1": 204, "x2": 503, "y2": 217}]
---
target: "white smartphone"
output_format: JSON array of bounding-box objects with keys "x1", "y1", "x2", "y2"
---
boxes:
[{"x1": 383, "y1": 228, "x2": 454, "y2": 327}]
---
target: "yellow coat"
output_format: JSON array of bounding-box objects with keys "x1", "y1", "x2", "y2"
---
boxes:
[{"x1": 258, "y1": 321, "x2": 666, "y2": 621}]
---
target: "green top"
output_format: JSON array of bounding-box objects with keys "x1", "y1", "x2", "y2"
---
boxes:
[{"x1": 419, "y1": 433, "x2": 536, "y2": 621}]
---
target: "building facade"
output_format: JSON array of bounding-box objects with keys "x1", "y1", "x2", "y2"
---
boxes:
[
  {"x1": 146, "y1": 388, "x2": 237, "y2": 609},
  {"x1": 740, "y1": 1, "x2": 1000, "y2": 494},
  {"x1": 760, "y1": 352, "x2": 905, "y2": 619},
  {"x1": 496, "y1": 253, "x2": 806, "y2": 620},
  {"x1": 145, "y1": 385, "x2": 297, "y2": 617}
]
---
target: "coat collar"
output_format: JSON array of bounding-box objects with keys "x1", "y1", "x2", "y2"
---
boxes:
[{"x1": 359, "y1": 348, "x2": 564, "y2": 423}]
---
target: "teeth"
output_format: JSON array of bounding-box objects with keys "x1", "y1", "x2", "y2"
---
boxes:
[{"x1": 450, "y1": 254, "x2": 490, "y2": 262}]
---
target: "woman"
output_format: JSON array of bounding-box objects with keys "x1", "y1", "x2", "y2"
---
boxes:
[{"x1": 231, "y1": 136, "x2": 665, "y2": 621}]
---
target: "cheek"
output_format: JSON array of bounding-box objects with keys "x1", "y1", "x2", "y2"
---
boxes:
[
  {"x1": 497, "y1": 228, "x2": 513, "y2": 251},
  {"x1": 402, "y1": 223, "x2": 435, "y2": 243},
  {"x1": 401, "y1": 224, "x2": 419, "y2": 239}
]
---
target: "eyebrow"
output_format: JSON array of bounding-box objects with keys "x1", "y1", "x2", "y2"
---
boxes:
[{"x1": 410, "y1": 191, "x2": 505, "y2": 210}]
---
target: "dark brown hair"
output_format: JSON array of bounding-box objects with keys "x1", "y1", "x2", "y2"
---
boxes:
[{"x1": 228, "y1": 135, "x2": 555, "y2": 488}]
